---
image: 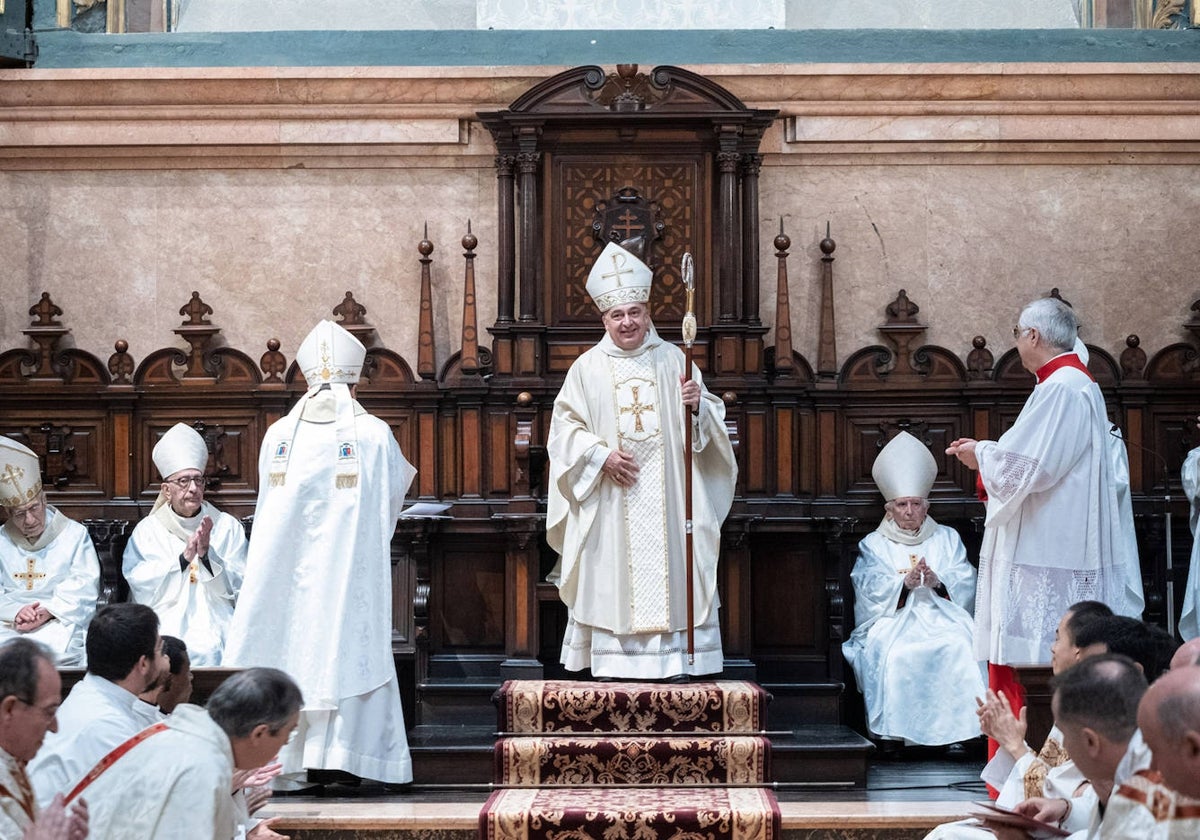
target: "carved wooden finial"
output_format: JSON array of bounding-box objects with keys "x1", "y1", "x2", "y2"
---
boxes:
[
  {"x1": 417, "y1": 229, "x2": 437, "y2": 381},
  {"x1": 967, "y1": 335, "x2": 994, "y2": 381},
  {"x1": 772, "y1": 217, "x2": 794, "y2": 377},
  {"x1": 886, "y1": 289, "x2": 920, "y2": 324},
  {"x1": 260, "y1": 338, "x2": 286, "y2": 384},
  {"x1": 179, "y1": 291, "x2": 213, "y2": 325},
  {"x1": 816, "y1": 223, "x2": 838, "y2": 383},
  {"x1": 108, "y1": 339, "x2": 134, "y2": 385},
  {"x1": 333, "y1": 291, "x2": 367, "y2": 326},
  {"x1": 460, "y1": 222, "x2": 480, "y2": 375},
  {"x1": 1120, "y1": 334, "x2": 1146, "y2": 380},
  {"x1": 1049, "y1": 287, "x2": 1072, "y2": 308},
  {"x1": 29, "y1": 292, "x2": 63, "y2": 327}
]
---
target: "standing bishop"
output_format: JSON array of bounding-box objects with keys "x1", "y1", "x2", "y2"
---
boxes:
[
  {"x1": 547, "y1": 242, "x2": 737, "y2": 680},
  {"x1": 843, "y1": 431, "x2": 985, "y2": 748},
  {"x1": 0, "y1": 436, "x2": 100, "y2": 666},
  {"x1": 225, "y1": 319, "x2": 417, "y2": 786},
  {"x1": 123, "y1": 422, "x2": 247, "y2": 665}
]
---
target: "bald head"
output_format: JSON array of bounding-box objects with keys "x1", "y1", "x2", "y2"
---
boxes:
[
  {"x1": 1170, "y1": 637, "x2": 1200, "y2": 671},
  {"x1": 1136, "y1": 665, "x2": 1200, "y2": 798}
]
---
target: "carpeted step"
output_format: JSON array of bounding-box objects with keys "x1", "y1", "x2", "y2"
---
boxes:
[
  {"x1": 480, "y1": 786, "x2": 780, "y2": 840},
  {"x1": 495, "y1": 734, "x2": 771, "y2": 785},
  {"x1": 494, "y1": 679, "x2": 770, "y2": 734}
]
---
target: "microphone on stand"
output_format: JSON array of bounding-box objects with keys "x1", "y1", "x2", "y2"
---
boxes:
[{"x1": 1110, "y1": 424, "x2": 1175, "y2": 635}]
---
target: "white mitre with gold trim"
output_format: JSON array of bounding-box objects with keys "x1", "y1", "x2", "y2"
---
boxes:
[
  {"x1": 153, "y1": 422, "x2": 209, "y2": 480},
  {"x1": 871, "y1": 431, "x2": 937, "y2": 502},
  {"x1": 586, "y1": 241, "x2": 653, "y2": 313},
  {"x1": 297, "y1": 319, "x2": 366, "y2": 390},
  {"x1": 0, "y1": 436, "x2": 43, "y2": 508}
]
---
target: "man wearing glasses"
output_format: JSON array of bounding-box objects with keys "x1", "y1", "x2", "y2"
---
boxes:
[
  {"x1": 123, "y1": 423, "x2": 247, "y2": 665},
  {"x1": 946, "y1": 297, "x2": 1143, "y2": 763},
  {"x1": 0, "y1": 436, "x2": 100, "y2": 667}
]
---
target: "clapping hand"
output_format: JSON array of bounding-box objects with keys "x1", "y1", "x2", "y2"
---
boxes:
[{"x1": 975, "y1": 689, "x2": 1028, "y2": 759}]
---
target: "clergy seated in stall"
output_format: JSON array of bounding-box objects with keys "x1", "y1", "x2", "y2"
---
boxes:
[
  {"x1": 123, "y1": 423, "x2": 247, "y2": 666},
  {"x1": 225, "y1": 320, "x2": 417, "y2": 789},
  {"x1": 546, "y1": 242, "x2": 737, "y2": 681},
  {"x1": 842, "y1": 431, "x2": 985, "y2": 752},
  {"x1": 0, "y1": 638, "x2": 89, "y2": 840},
  {"x1": 0, "y1": 437, "x2": 101, "y2": 667},
  {"x1": 28, "y1": 603, "x2": 167, "y2": 809},
  {"x1": 1101, "y1": 665, "x2": 1200, "y2": 838},
  {"x1": 985, "y1": 655, "x2": 1151, "y2": 840},
  {"x1": 76, "y1": 667, "x2": 301, "y2": 840},
  {"x1": 1181, "y1": 430, "x2": 1200, "y2": 641}
]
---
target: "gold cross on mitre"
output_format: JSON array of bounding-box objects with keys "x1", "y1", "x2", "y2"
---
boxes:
[
  {"x1": 600, "y1": 251, "x2": 636, "y2": 288},
  {"x1": 14, "y1": 557, "x2": 45, "y2": 591},
  {"x1": 619, "y1": 385, "x2": 655, "y2": 434},
  {"x1": 1, "y1": 463, "x2": 24, "y2": 491}
]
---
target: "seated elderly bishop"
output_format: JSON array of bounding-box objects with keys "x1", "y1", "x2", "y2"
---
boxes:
[
  {"x1": 0, "y1": 436, "x2": 100, "y2": 666},
  {"x1": 122, "y1": 423, "x2": 247, "y2": 665},
  {"x1": 842, "y1": 431, "x2": 986, "y2": 747}
]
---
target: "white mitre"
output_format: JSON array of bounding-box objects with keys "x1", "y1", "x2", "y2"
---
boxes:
[
  {"x1": 0, "y1": 436, "x2": 42, "y2": 508},
  {"x1": 586, "y1": 241, "x2": 653, "y2": 313},
  {"x1": 297, "y1": 319, "x2": 366, "y2": 390},
  {"x1": 872, "y1": 431, "x2": 937, "y2": 502},
  {"x1": 153, "y1": 423, "x2": 209, "y2": 480}
]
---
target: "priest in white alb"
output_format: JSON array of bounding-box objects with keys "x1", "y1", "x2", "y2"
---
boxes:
[
  {"x1": 224, "y1": 319, "x2": 417, "y2": 786},
  {"x1": 1180, "y1": 430, "x2": 1200, "y2": 641},
  {"x1": 946, "y1": 296, "x2": 1144, "y2": 760},
  {"x1": 122, "y1": 422, "x2": 247, "y2": 665},
  {"x1": 547, "y1": 241, "x2": 737, "y2": 680},
  {"x1": 0, "y1": 436, "x2": 100, "y2": 667},
  {"x1": 843, "y1": 431, "x2": 984, "y2": 747}
]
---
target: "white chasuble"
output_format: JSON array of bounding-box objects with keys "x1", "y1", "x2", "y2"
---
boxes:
[
  {"x1": 123, "y1": 503, "x2": 247, "y2": 665},
  {"x1": 842, "y1": 522, "x2": 984, "y2": 745},
  {"x1": 224, "y1": 389, "x2": 416, "y2": 784},
  {"x1": 973, "y1": 356, "x2": 1144, "y2": 666},
  {"x1": 547, "y1": 327, "x2": 737, "y2": 678},
  {"x1": 0, "y1": 747, "x2": 35, "y2": 838},
  {"x1": 0, "y1": 509, "x2": 100, "y2": 666},
  {"x1": 1180, "y1": 445, "x2": 1200, "y2": 640}
]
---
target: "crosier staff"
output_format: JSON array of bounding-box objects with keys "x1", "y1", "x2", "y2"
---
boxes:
[{"x1": 681, "y1": 251, "x2": 697, "y2": 663}]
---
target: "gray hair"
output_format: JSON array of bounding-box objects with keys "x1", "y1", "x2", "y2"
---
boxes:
[
  {"x1": 1018, "y1": 297, "x2": 1078, "y2": 353},
  {"x1": 0, "y1": 638, "x2": 56, "y2": 703},
  {"x1": 1052, "y1": 653, "x2": 1147, "y2": 744},
  {"x1": 206, "y1": 668, "x2": 303, "y2": 738}
]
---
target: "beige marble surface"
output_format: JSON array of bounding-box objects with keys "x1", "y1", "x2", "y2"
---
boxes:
[{"x1": 1, "y1": 62, "x2": 1197, "y2": 372}]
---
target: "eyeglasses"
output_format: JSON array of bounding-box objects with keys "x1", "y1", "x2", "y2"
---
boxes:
[
  {"x1": 166, "y1": 475, "x2": 205, "y2": 489},
  {"x1": 1012, "y1": 326, "x2": 1033, "y2": 340}
]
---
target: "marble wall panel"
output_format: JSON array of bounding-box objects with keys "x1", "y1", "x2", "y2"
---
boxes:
[
  {"x1": 0, "y1": 166, "x2": 498, "y2": 374},
  {"x1": 758, "y1": 162, "x2": 1200, "y2": 369}
]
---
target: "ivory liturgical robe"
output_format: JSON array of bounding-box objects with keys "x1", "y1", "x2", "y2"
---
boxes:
[
  {"x1": 123, "y1": 502, "x2": 247, "y2": 665},
  {"x1": 224, "y1": 391, "x2": 416, "y2": 784},
  {"x1": 28, "y1": 672, "x2": 159, "y2": 808},
  {"x1": 82, "y1": 705, "x2": 238, "y2": 840},
  {"x1": 1100, "y1": 771, "x2": 1200, "y2": 840},
  {"x1": 0, "y1": 508, "x2": 99, "y2": 666},
  {"x1": 974, "y1": 355, "x2": 1144, "y2": 666},
  {"x1": 0, "y1": 747, "x2": 35, "y2": 838},
  {"x1": 1180, "y1": 445, "x2": 1200, "y2": 640},
  {"x1": 842, "y1": 521, "x2": 984, "y2": 746},
  {"x1": 547, "y1": 327, "x2": 736, "y2": 678}
]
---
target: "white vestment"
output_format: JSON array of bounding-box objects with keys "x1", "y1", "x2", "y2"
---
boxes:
[
  {"x1": 81, "y1": 704, "x2": 237, "y2": 840},
  {"x1": 546, "y1": 328, "x2": 737, "y2": 679},
  {"x1": 224, "y1": 390, "x2": 416, "y2": 784},
  {"x1": 974, "y1": 354, "x2": 1144, "y2": 665},
  {"x1": 0, "y1": 747, "x2": 35, "y2": 839},
  {"x1": 1101, "y1": 770, "x2": 1200, "y2": 839},
  {"x1": 843, "y1": 519, "x2": 984, "y2": 745},
  {"x1": 0, "y1": 509, "x2": 100, "y2": 666},
  {"x1": 123, "y1": 502, "x2": 247, "y2": 665},
  {"x1": 28, "y1": 672, "x2": 156, "y2": 807},
  {"x1": 1180, "y1": 446, "x2": 1200, "y2": 640}
]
